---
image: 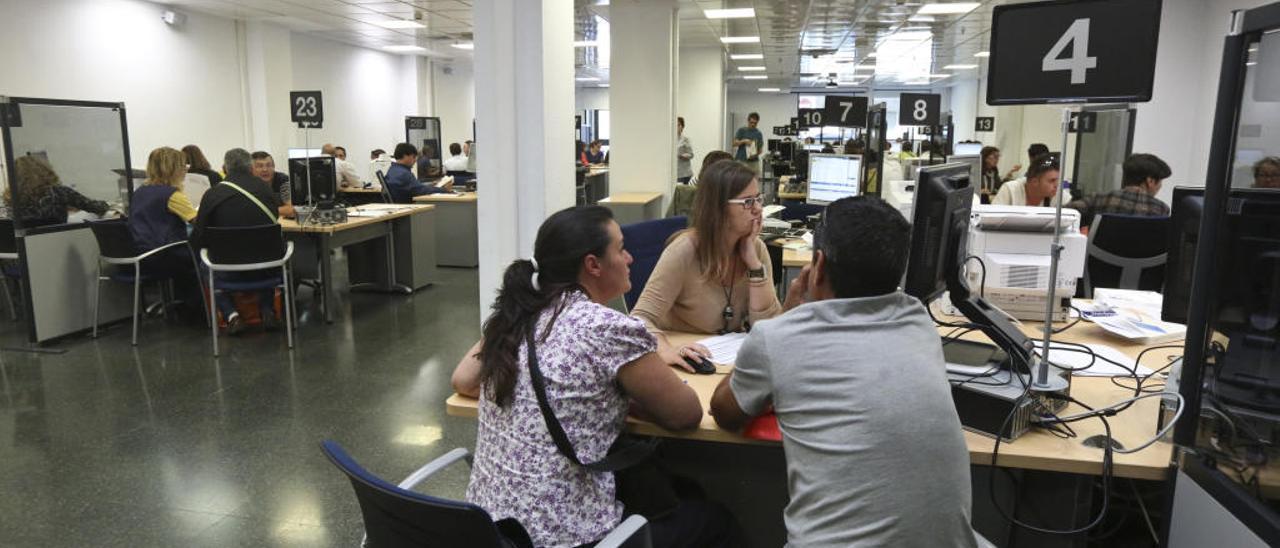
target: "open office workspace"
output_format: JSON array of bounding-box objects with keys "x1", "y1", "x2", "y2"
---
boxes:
[{"x1": 2, "y1": 0, "x2": 1280, "y2": 546}]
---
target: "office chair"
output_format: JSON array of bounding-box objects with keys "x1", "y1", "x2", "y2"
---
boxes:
[
  {"x1": 321, "y1": 440, "x2": 651, "y2": 548},
  {"x1": 620, "y1": 217, "x2": 688, "y2": 311},
  {"x1": 199, "y1": 224, "x2": 296, "y2": 356},
  {"x1": 1084, "y1": 214, "x2": 1169, "y2": 298},
  {"x1": 447, "y1": 170, "x2": 475, "y2": 189},
  {"x1": 375, "y1": 170, "x2": 393, "y2": 204},
  {"x1": 0, "y1": 219, "x2": 21, "y2": 320},
  {"x1": 88, "y1": 219, "x2": 206, "y2": 345}
]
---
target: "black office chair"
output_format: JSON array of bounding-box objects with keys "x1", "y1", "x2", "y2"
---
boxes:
[
  {"x1": 321, "y1": 440, "x2": 651, "y2": 548},
  {"x1": 1084, "y1": 214, "x2": 1170, "y2": 297},
  {"x1": 447, "y1": 170, "x2": 475, "y2": 189},
  {"x1": 0, "y1": 219, "x2": 21, "y2": 320},
  {"x1": 375, "y1": 170, "x2": 394, "y2": 204},
  {"x1": 88, "y1": 219, "x2": 205, "y2": 345},
  {"x1": 200, "y1": 224, "x2": 295, "y2": 356}
]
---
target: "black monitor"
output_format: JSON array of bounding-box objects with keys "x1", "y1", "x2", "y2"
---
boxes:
[
  {"x1": 777, "y1": 140, "x2": 796, "y2": 163},
  {"x1": 767, "y1": 139, "x2": 780, "y2": 153},
  {"x1": 288, "y1": 156, "x2": 338, "y2": 206},
  {"x1": 904, "y1": 163, "x2": 1035, "y2": 365},
  {"x1": 1163, "y1": 187, "x2": 1280, "y2": 413}
]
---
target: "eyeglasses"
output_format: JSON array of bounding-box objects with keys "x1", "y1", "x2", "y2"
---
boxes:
[
  {"x1": 1258, "y1": 171, "x2": 1280, "y2": 180},
  {"x1": 726, "y1": 194, "x2": 765, "y2": 210}
]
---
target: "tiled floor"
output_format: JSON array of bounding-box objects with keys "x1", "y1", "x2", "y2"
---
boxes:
[{"x1": 0, "y1": 263, "x2": 482, "y2": 547}]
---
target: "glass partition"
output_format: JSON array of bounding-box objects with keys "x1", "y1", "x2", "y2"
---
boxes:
[
  {"x1": 405, "y1": 116, "x2": 443, "y2": 181},
  {"x1": 0, "y1": 98, "x2": 131, "y2": 230},
  {"x1": 1230, "y1": 31, "x2": 1280, "y2": 190}
]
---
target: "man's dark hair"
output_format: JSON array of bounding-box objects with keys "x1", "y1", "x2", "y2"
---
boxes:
[
  {"x1": 589, "y1": 140, "x2": 602, "y2": 148},
  {"x1": 747, "y1": 112, "x2": 760, "y2": 122},
  {"x1": 1121, "y1": 153, "x2": 1172, "y2": 186},
  {"x1": 250, "y1": 151, "x2": 272, "y2": 161},
  {"x1": 1027, "y1": 143, "x2": 1049, "y2": 161},
  {"x1": 393, "y1": 142, "x2": 418, "y2": 160},
  {"x1": 334, "y1": 146, "x2": 346, "y2": 155},
  {"x1": 449, "y1": 142, "x2": 462, "y2": 156},
  {"x1": 1026, "y1": 153, "x2": 1060, "y2": 180},
  {"x1": 815, "y1": 196, "x2": 911, "y2": 298},
  {"x1": 371, "y1": 148, "x2": 386, "y2": 160}
]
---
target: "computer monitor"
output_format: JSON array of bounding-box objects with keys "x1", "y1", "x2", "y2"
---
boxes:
[
  {"x1": 1163, "y1": 186, "x2": 1280, "y2": 413},
  {"x1": 767, "y1": 139, "x2": 781, "y2": 153},
  {"x1": 288, "y1": 156, "x2": 338, "y2": 206},
  {"x1": 904, "y1": 162, "x2": 1035, "y2": 365},
  {"x1": 949, "y1": 154, "x2": 982, "y2": 186},
  {"x1": 806, "y1": 154, "x2": 862, "y2": 205},
  {"x1": 954, "y1": 142, "x2": 983, "y2": 156},
  {"x1": 776, "y1": 141, "x2": 796, "y2": 163}
]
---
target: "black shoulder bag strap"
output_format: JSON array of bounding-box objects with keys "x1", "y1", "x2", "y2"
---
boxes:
[{"x1": 524, "y1": 329, "x2": 657, "y2": 472}]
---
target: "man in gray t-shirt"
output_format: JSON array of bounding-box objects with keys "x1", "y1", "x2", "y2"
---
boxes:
[{"x1": 711, "y1": 196, "x2": 977, "y2": 548}]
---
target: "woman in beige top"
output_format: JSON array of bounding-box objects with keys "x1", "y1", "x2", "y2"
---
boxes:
[{"x1": 632, "y1": 160, "x2": 802, "y2": 370}]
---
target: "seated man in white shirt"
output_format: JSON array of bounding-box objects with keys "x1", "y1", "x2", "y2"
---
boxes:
[
  {"x1": 991, "y1": 153, "x2": 1062, "y2": 207},
  {"x1": 322, "y1": 143, "x2": 362, "y2": 188},
  {"x1": 443, "y1": 142, "x2": 469, "y2": 172}
]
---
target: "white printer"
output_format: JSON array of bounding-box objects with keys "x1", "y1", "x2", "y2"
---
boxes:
[{"x1": 953, "y1": 205, "x2": 1087, "y2": 322}]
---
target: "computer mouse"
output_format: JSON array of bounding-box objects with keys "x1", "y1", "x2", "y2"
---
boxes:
[{"x1": 683, "y1": 355, "x2": 717, "y2": 375}]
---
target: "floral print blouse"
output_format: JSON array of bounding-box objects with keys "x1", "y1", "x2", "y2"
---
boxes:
[{"x1": 466, "y1": 291, "x2": 657, "y2": 548}]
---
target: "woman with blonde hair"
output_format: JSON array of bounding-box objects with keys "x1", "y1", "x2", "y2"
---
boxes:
[
  {"x1": 7, "y1": 155, "x2": 109, "y2": 227},
  {"x1": 127, "y1": 147, "x2": 201, "y2": 312},
  {"x1": 632, "y1": 160, "x2": 802, "y2": 370}
]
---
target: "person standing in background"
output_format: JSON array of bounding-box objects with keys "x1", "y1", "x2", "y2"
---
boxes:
[
  {"x1": 732, "y1": 112, "x2": 764, "y2": 170},
  {"x1": 676, "y1": 117, "x2": 694, "y2": 184},
  {"x1": 321, "y1": 143, "x2": 361, "y2": 188}
]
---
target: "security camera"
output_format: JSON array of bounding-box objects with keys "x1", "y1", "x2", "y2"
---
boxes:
[{"x1": 161, "y1": 10, "x2": 187, "y2": 26}]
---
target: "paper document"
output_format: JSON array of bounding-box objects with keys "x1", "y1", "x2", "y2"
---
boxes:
[
  {"x1": 695, "y1": 333, "x2": 747, "y2": 365},
  {"x1": 1035, "y1": 341, "x2": 1156, "y2": 378}
]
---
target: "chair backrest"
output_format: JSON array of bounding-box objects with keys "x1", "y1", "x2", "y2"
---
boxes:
[
  {"x1": 621, "y1": 216, "x2": 689, "y2": 310},
  {"x1": 1085, "y1": 214, "x2": 1169, "y2": 296},
  {"x1": 0, "y1": 219, "x2": 17, "y2": 255},
  {"x1": 88, "y1": 218, "x2": 139, "y2": 260},
  {"x1": 780, "y1": 202, "x2": 825, "y2": 223},
  {"x1": 447, "y1": 170, "x2": 475, "y2": 187},
  {"x1": 321, "y1": 440, "x2": 514, "y2": 548},
  {"x1": 376, "y1": 170, "x2": 393, "y2": 204},
  {"x1": 203, "y1": 224, "x2": 285, "y2": 266}
]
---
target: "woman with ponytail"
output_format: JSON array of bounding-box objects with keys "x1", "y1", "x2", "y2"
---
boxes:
[{"x1": 452, "y1": 206, "x2": 735, "y2": 548}]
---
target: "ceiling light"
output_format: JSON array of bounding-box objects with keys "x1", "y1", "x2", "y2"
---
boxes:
[
  {"x1": 758, "y1": 87, "x2": 781, "y2": 92},
  {"x1": 598, "y1": 83, "x2": 610, "y2": 87},
  {"x1": 576, "y1": 77, "x2": 600, "y2": 82},
  {"x1": 742, "y1": 75, "x2": 768, "y2": 80},
  {"x1": 721, "y1": 36, "x2": 761, "y2": 44},
  {"x1": 737, "y1": 66, "x2": 766, "y2": 71},
  {"x1": 574, "y1": 40, "x2": 598, "y2": 47},
  {"x1": 929, "y1": 73, "x2": 951, "y2": 78},
  {"x1": 974, "y1": 51, "x2": 990, "y2": 57},
  {"x1": 376, "y1": 19, "x2": 425, "y2": 29},
  {"x1": 731, "y1": 53, "x2": 764, "y2": 60},
  {"x1": 383, "y1": 45, "x2": 426, "y2": 53},
  {"x1": 451, "y1": 42, "x2": 474, "y2": 50},
  {"x1": 705, "y1": 8, "x2": 755, "y2": 19},
  {"x1": 943, "y1": 64, "x2": 978, "y2": 69},
  {"x1": 917, "y1": 2, "x2": 980, "y2": 15},
  {"x1": 867, "y1": 53, "x2": 877, "y2": 58}
]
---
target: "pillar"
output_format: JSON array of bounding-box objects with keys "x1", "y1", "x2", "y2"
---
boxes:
[
  {"x1": 474, "y1": 0, "x2": 575, "y2": 318},
  {"x1": 609, "y1": 0, "x2": 678, "y2": 207}
]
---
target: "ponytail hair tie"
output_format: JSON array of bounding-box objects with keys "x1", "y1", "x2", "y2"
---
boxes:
[
  {"x1": 529, "y1": 257, "x2": 541, "y2": 291},
  {"x1": 530, "y1": 257, "x2": 539, "y2": 272}
]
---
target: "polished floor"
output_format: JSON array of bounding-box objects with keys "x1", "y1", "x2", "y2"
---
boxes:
[{"x1": 0, "y1": 263, "x2": 482, "y2": 547}]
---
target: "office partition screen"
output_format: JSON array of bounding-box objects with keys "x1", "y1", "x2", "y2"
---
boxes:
[{"x1": 0, "y1": 98, "x2": 132, "y2": 229}]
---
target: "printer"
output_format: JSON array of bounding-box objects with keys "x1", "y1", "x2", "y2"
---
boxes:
[{"x1": 953, "y1": 205, "x2": 1087, "y2": 322}]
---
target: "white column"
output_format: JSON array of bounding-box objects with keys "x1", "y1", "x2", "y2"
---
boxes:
[
  {"x1": 474, "y1": 0, "x2": 575, "y2": 317},
  {"x1": 949, "y1": 78, "x2": 979, "y2": 143},
  {"x1": 677, "y1": 46, "x2": 726, "y2": 169},
  {"x1": 609, "y1": 0, "x2": 678, "y2": 206}
]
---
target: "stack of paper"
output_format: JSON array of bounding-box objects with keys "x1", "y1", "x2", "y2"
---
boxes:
[
  {"x1": 1076, "y1": 289, "x2": 1186, "y2": 344},
  {"x1": 695, "y1": 332, "x2": 746, "y2": 365}
]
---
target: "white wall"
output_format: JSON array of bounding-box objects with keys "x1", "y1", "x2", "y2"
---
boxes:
[
  {"x1": 432, "y1": 59, "x2": 476, "y2": 151},
  {"x1": 575, "y1": 87, "x2": 610, "y2": 112},
  {"x1": 0, "y1": 0, "x2": 247, "y2": 167},
  {"x1": 677, "y1": 47, "x2": 725, "y2": 167},
  {"x1": 727, "y1": 90, "x2": 798, "y2": 145}
]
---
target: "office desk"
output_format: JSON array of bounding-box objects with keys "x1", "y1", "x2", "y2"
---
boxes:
[
  {"x1": 413, "y1": 192, "x2": 478, "y2": 267},
  {"x1": 582, "y1": 167, "x2": 609, "y2": 205},
  {"x1": 599, "y1": 192, "x2": 663, "y2": 226},
  {"x1": 777, "y1": 190, "x2": 806, "y2": 202},
  {"x1": 446, "y1": 323, "x2": 1175, "y2": 481},
  {"x1": 281, "y1": 204, "x2": 437, "y2": 322},
  {"x1": 339, "y1": 186, "x2": 383, "y2": 206}
]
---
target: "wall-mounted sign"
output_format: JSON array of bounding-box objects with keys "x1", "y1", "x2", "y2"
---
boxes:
[{"x1": 975, "y1": 116, "x2": 995, "y2": 132}]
